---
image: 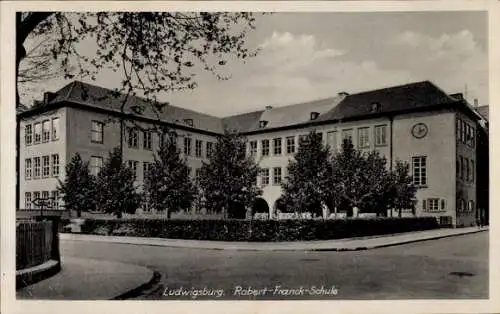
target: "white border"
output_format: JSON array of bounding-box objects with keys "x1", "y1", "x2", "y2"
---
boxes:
[{"x1": 2, "y1": 1, "x2": 499, "y2": 314}]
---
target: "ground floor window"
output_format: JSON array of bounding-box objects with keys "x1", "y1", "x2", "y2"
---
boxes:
[{"x1": 25, "y1": 192, "x2": 31, "y2": 209}]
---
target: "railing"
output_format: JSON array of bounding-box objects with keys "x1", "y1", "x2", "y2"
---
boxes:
[{"x1": 16, "y1": 221, "x2": 55, "y2": 270}]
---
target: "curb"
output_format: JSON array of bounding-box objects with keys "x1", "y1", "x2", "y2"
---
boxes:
[
  {"x1": 16, "y1": 259, "x2": 61, "y2": 290},
  {"x1": 61, "y1": 228, "x2": 488, "y2": 252},
  {"x1": 112, "y1": 270, "x2": 162, "y2": 300},
  {"x1": 309, "y1": 228, "x2": 488, "y2": 252}
]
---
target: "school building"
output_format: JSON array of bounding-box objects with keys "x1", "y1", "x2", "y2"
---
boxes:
[{"x1": 16, "y1": 80, "x2": 489, "y2": 227}]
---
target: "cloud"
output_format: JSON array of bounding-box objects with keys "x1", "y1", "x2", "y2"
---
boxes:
[
  {"x1": 392, "y1": 30, "x2": 488, "y2": 104},
  {"x1": 233, "y1": 31, "x2": 414, "y2": 110}
]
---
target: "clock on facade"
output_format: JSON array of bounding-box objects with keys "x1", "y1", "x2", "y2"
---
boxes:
[{"x1": 411, "y1": 123, "x2": 428, "y2": 139}]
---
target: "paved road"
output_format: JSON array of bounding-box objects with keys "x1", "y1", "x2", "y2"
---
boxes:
[{"x1": 61, "y1": 232, "x2": 488, "y2": 300}]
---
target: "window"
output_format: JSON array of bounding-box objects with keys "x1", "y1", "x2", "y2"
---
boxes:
[
  {"x1": 195, "y1": 139, "x2": 203, "y2": 158},
  {"x1": 143, "y1": 131, "x2": 152, "y2": 150},
  {"x1": 310, "y1": 112, "x2": 319, "y2": 120},
  {"x1": 42, "y1": 156, "x2": 50, "y2": 177},
  {"x1": 273, "y1": 167, "x2": 282, "y2": 185},
  {"x1": 25, "y1": 158, "x2": 32, "y2": 179},
  {"x1": 90, "y1": 156, "x2": 103, "y2": 176},
  {"x1": 456, "y1": 158, "x2": 460, "y2": 179},
  {"x1": 33, "y1": 192, "x2": 40, "y2": 208},
  {"x1": 468, "y1": 200, "x2": 475, "y2": 212},
  {"x1": 440, "y1": 199, "x2": 446, "y2": 211},
  {"x1": 127, "y1": 160, "x2": 138, "y2": 180},
  {"x1": 187, "y1": 167, "x2": 192, "y2": 177},
  {"x1": 460, "y1": 156, "x2": 465, "y2": 180},
  {"x1": 457, "y1": 119, "x2": 463, "y2": 143},
  {"x1": 128, "y1": 128, "x2": 139, "y2": 148},
  {"x1": 206, "y1": 142, "x2": 214, "y2": 158},
  {"x1": 471, "y1": 160, "x2": 475, "y2": 182},
  {"x1": 184, "y1": 137, "x2": 192, "y2": 156},
  {"x1": 424, "y1": 198, "x2": 440, "y2": 212},
  {"x1": 52, "y1": 117, "x2": 59, "y2": 140},
  {"x1": 261, "y1": 168, "x2": 269, "y2": 186},
  {"x1": 273, "y1": 138, "x2": 282, "y2": 156},
  {"x1": 25, "y1": 192, "x2": 32, "y2": 209},
  {"x1": 25, "y1": 124, "x2": 32, "y2": 145},
  {"x1": 34, "y1": 122, "x2": 41, "y2": 144},
  {"x1": 412, "y1": 156, "x2": 427, "y2": 186},
  {"x1": 159, "y1": 133, "x2": 166, "y2": 147},
  {"x1": 461, "y1": 121, "x2": 467, "y2": 144},
  {"x1": 342, "y1": 129, "x2": 354, "y2": 145},
  {"x1": 34, "y1": 157, "x2": 41, "y2": 178},
  {"x1": 465, "y1": 158, "x2": 470, "y2": 181},
  {"x1": 51, "y1": 154, "x2": 59, "y2": 177},
  {"x1": 326, "y1": 131, "x2": 337, "y2": 151},
  {"x1": 51, "y1": 191, "x2": 59, "y2": 209},
  {"x1": 261, "y1": 139, "x2": 270, "y2": 157},
  {"x1": 249, "y1": 141, "x2": 257, "y2": 156},
  {"x1": 471, "y1": 128, "x2": 476, "y2": 148},
  {"x1": 195, "y1": 168, "x2": 202, "y2": 179},
  {"x1": 42, "y1": 120, "x2": 50, "y2": 142},
  {"x1": 91, "y1": 121, "x2": 104, "y2": 143},
  {"x1": 42, "y1": 191, "x2": 49, "y2": 202},
  {"x1": 357, "y1": 127, "x2": 370, "y2": 148},
  {"x1": 169, "y1": 133, "x2": 177, "y2": 147},
  {"x1": 143, "y1": 162, "x2": 151, "y2": 179},
  {"x1": 375, "y1": 125, "x2": 387, "y2": 146},
  {"x1": 286, "y1": 136, "x2": 295, "y2": 154}
]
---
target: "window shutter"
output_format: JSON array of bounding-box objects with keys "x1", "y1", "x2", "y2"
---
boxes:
[
  {"x1": 440, "y1": 199, "x2": 446, "y2": 210},
  {"x1": 422, "y1": 199, "x2": 427, "y2": 211}
]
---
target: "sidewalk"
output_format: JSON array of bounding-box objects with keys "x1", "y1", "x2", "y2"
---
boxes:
[
  {"x1": 60, "y1": 226, "x2": 488, "y2": 252},
  {"x1": 17, "y1": 256, "x2": 156, "y2": 300}
]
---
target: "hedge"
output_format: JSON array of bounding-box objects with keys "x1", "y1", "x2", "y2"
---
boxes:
[{"x1": 78, "y1": 217, "x2": 441, "y2": 241}]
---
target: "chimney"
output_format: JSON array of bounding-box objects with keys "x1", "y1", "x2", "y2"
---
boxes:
[
  {"x1": 474, "y1": 99, "x2": 479, "y2": 107},
  {"x1": 265, "y1": 105, "x2": 273, "y2": 110},
  {"x1": 43, "y1": 92, "x2": 56, "y2": 105},
  {"x1": 338, "y1": 91, "x2": 349, "y2": 97}
]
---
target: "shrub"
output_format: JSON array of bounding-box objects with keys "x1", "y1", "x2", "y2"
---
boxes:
[{"x1": 79, "y1": 217, "x2": 440, "y2": 241}]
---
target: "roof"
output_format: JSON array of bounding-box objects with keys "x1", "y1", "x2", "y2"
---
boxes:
[
  {"x1": 317, "y1": 80, "x2": 459, "y2": 121},
  {"x1": 16, "y1": 103, "x2": 29, "y2": 114},
  {"x1": 475, "y1": 105, "x2": 489, "y2": 121},
  {"x1": 19, "y1": 80, "x2": 480, "y2": 135},
  {"x1": 48, "y1": 81, "x2": 225, "y2": 134},
  {"x1": 222, "y1": 95, "x2": 345, "y2": 133}
]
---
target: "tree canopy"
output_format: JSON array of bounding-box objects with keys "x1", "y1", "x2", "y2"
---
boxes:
[
  {"x1": 197, "y1": 130, "x2": 262, "y2": 219},
  {"x1": 57, "y1": 153, "x2": 96, "y2": 217},
  {"x1": 281, "y1": 131, "x2": 331, "y2": 217},
  {"x1": 17, "y1": 12, "x2": 260, "y2": 107},
  {"x1": 144, "y1": 134, "x2": 196, "y2": 218},
  {"x1": 95, "y1": 147, "x2": 142, "y2": 218}
]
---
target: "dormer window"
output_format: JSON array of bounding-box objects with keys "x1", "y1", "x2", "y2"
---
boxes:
[
  {"x1": 371, "y1": 102, "x2": 381, "y2": 112},
  {"x1": 184, "y1": 118, "x2": 194, "y2": 127},
  {"x1": 310, "y1": 112, "x2": 320, "y2": 120},
  {"x1": 259, "y1": 120, "x2": 268, "y2": 128}
]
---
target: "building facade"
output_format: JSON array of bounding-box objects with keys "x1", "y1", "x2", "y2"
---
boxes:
[{"x1": 17, "y1": 80, "x2": 487, "y2": 226}]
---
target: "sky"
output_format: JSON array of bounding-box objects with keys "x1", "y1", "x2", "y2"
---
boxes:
[{"x1": 19, "y1": 11, "x2": 489, "y2": 117}]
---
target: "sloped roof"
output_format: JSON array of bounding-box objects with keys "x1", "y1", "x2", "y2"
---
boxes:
[
  {"x1": 49, "y1": 81, "x2": 225, "y2": 134},
  {"x1": 317, "y1": 80, "x2": 458, "y2": 121},
  {"x1": 222, "y1": 95, "x2": 345, "y2": 133},
  {"x1": 16, "y1": 103, "x2": 29, "y2": 114},
  {"x1": 20, "y1": 79, "x2": 479, "y2": 135},
  {"x1": 475, "y1": 105, "x2": 489, "y2": 121}
]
